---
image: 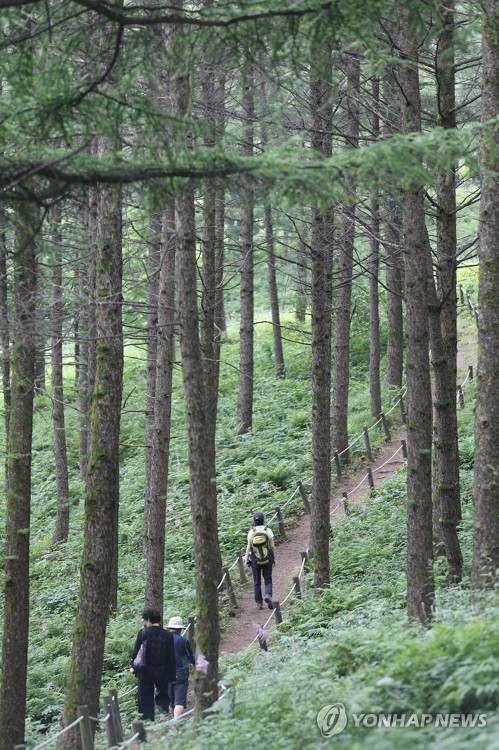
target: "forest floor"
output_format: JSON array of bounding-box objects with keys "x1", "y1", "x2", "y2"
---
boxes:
[
  {"x1": 220, "y1": 429, "x2": 407, "y2": 655},
  {"x1": 219, "y1": 334, "x2": 473, "y2": 656}
]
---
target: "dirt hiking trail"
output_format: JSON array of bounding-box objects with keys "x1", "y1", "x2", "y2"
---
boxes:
[{"x1": 220, "y1": 430, "x2": 407, "y2": 655}]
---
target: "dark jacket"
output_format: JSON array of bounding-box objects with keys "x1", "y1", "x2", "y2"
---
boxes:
[
  {"x1": 171, "y1": 632, "x2": 195, "y2": 676},
  {"x1": 132, "y1": 626, "x2": 176, "y2": 682}
]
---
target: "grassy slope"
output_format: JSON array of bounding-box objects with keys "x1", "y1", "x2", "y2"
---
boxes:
[
  {"x1": 142, "y1": 309, "x2": 499, "y2": 749},
  {"x1": 2, "y1": 308, "x2": 401, "y2": 745},
  {"x1": 0, "y1": 251, "x2": 491, "y2": 747}
]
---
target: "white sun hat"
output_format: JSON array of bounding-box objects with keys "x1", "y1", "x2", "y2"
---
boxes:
[{"x1": 167, "y1": 616, "x2": 184, "y2": 629}]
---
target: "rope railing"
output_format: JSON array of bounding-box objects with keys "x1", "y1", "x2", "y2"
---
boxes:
[
  {"x1": 117, "y1": 732, "x2": 140, "y2": 750},
  {"x1": 30, "y1": 292, "x2": 478, "y2": 750},
  {"x1": 338, "y1": 430, "x2": 364, "y2": 456},
  {"x1": 372, "y1": 443, "x2": 404, "y2": 473},
  {"x1": 117, "y1": 303, "x2": 478, "y2": 745},
  {"x1": 30, "y1": 716, "x2": 84, "y2": 750}
]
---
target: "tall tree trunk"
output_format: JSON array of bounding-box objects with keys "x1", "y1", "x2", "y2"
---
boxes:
[
  {"x1": 201, "y1": 44, "x2": 223, "y2": 455},
  {"x1": 57, "y1": 178, "x2": 123, "y2": 750},
  {"x1": 85, "y1": 178, "x2": 98, "y2": 467},
  {"x1": 309, "y1": 45, "x2": 333, "y2": 590},
  {"x1": 214, "y1": 180, "x2": 226, "y2": 336},
  {"x1": 34, "y1": 301, "x2": 46, "y2": 392},
  {"x1": 472, "y1": 0, "x2": 499, "y2": 589},
  {"x1": 433, "y1": 0, "x2": 462, "y2": 582},
  {"x1": 264, "y1": 203, "x2": 285, "y2": 378},
  {"x1": 382, "y1": 67, "x2": 404, "y2": 388},
  {"x1": 398, "y1": 7, "x2": 434, "y2": 624},
  {"x1": 369, "y1": 77, "x2": 382, "y2": 419},
  {"x1": 176, "y1": 180, "x2": 220, "y2": 714},
  {"x1": 144, "y1": 203, "x2": 176, "y2": 613},
  {"x1": 260, "y1": 74, "x2": 285, "y2": 378},
  {"x1": 331, "y1": 53, "x2": 360, "y2": 462},
  {"x1": 0, "y1": 208, "x2": 11, "y2": 448},
  {"x1": 76, "y1": 202, "x2": 89, "y2": 481},
  {"x1": 425, "y1": 235, "x2": 463, "y2": 583},
  {"x1": 51, "y1": 207, "x2": 70, "y2": 546},
  {"x1": 213, "y1": 71, "x2": 226, "y2": 337},
  {"x1": 295, "y1": 233, "x2": 308, "y2": 323},
  {"x1": 144, "y1": 207, "x2": 161, "y2": 500},
  {"x1": 236, "y1": 65, "x2": 255, "y2": 433},
  {"x1": 0, "y1": 201, "x2": 38, "y2": 750}
]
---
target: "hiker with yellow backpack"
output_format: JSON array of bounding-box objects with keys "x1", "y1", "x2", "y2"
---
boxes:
[{"x1": 244, "y1": 511, "x2": 276, "y2": 610}]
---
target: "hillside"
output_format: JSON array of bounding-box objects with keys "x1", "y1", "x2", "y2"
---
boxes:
[{"x1": 136, "y1": 306, "x2": 499, "y2": 750}]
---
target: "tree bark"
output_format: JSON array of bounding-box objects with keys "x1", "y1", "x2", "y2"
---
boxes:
[
  {"x1": 382, "y1": 67, "x2": 404, "y2": 389},
  {"x1": 309, "y1": 44, "x2": 333, "y2": 590},
  {"x1": 369, "y1": 77, "x2": 382, "y2": 419},
  {"x1": 425, "y1": 233, "x2": 463, "y2": 583},
  {"x1": 472, "y1": 0, "x2": 499, "y2": 589},
  {"x1": 0, "y1": 201, "x2": 38, "y2": 750},
  {"x1": 57, "y1": 176, "x2": 123, "y2": 750},
  {"x1": 261, "y1": 74, "x2": 285, "y2": 378},
  {"x1": 0, "y1": 208, "x2": 11, "y2": 449},
  {"x1": 144, "y1": 207, "x2": 161, "y2": 501},
  {"x1": 200, "y1": 46, "x2": 223, "y2": 454},
  {"x1": 51, "y1": 207, "x2": 70, "y2": 546},
  {"x1": 331, "y1": 53, "x2": 360, "y2": 461},
  {"x1": 76, "y1": 202, "x2": 89, "y2": 482},
  {"x1": 264, "y1": 203, "x2": 285, "y2": 378},
  {"x1": 34, "y1": 301, "x2": 46, "y2": 392},
  {"x1": 144, "y1": 203, "x2": 176, "y2": 613},
  {"x1": 236, "y1": 64, "x2": 255, "y2": 433},
  {"x1": 85, "y1": 176, "x2": 98, "y2": 467},
  {"x1": 176, "y1": 180, "x2": 221, "y2": 715},
  {"x1": 295, "y1": 232, "x2": 308, "y2": 323},
  {"x1": 432, "y1": 0, "x2": 462, "y2": 582},
  {"x1": 398, "y1": 6, "x2": 434, "y2": 624}
]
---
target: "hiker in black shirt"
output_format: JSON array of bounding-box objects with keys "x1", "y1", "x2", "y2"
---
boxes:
[{"x1": 130, "y1": 607, "x2": 176, "y2": 721}]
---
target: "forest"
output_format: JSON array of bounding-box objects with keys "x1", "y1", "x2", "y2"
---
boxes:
[{"x1": 0, "y1": 0, "x2": 498, "y2": 748}]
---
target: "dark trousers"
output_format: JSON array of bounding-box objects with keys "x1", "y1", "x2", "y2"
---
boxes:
[
  {"x1": 137, "y1": 666, "x2": 170, "y2": 720},
  {"x1": 251, "y1": 560, "x2": 272, "y2": 603}
]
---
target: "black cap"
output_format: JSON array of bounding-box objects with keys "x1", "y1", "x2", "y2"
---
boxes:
[{"x1": 253, "y1": 511, "x2": 264, "y2": 525}]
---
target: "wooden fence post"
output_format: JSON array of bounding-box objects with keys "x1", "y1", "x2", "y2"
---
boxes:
[
  {"x1": 187, "y1": 615, "x2": 196, "y2": 653},
  {"x1": 223, "y1": 566, "x2": 238, "y2": 608},
  {"x1": 333, "y1": 450, "x2": 342, "y2": 481},
  {"x1": 297, "y1": 481, "x2": 311, "y2": 513},
  {"x1": 275, "y1": 506, "x2": 286, "y2": 538},
  {"x1": 258, "y1": 635, "x2": 268, "y2": 651},
  {"x1": 457, "y1": 385, "x2": 465, "y2": 408},
  {"x1": 78, "y1": 705, "x2": 94, "y2": 750},
  {"x1": 293, "y1": 576, "x2": 302, "y2": 599},
  {"x1": 401, "y1": 439, "x2": 407, "y2": 459},
  {"x1": 459, "y1": 285, "x2": 464, "y2": 304},
  {"x1": 132, "y1": 719, "x2": 147, "y2": 741},
  {"x1": 342, "y1": 491, "x2": 349, "y2": 515},
  {"x1": 108, "y1": 688, "x2": 123, "y2": 743},
  {"x1": 103, "y1": 696, "x2": 118, "y2": 748},
  {"x1": 380, "y1": 412, "x2": 391, "y2": 441},
  {"x1": 367, "y1": 467, "x2": 375, "y2": 489},
  {"x1": 468, "y1": 365, "x2": 473, "y2": 380},
  {"x1": 362, "y1": 427, "x2": 373, "y2": 462},
  {"x1": 274, "y1": 601, "x2": 283, "y2": 625},
  {"x1": 466, "y1": 291, "x2": 472, "y2": 311},
  {"x1": 236, "y1": 551, "x2": 247, "y2": 584},
  {"x1": 301, "y1": 550, "x2": 309, "y2": 574}
]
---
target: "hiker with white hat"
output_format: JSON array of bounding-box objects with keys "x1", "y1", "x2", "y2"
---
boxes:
[{"x1": 167, "y1": 616, "x2": 195, "y2": 717}]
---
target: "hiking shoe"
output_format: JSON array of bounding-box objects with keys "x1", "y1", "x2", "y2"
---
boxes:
[
  {"x1": 257, "y1": 601, "x2": 263, "y2": 610},
  {"x1": 264, "y1": 595, "x2": 274, "y2": 610}
]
